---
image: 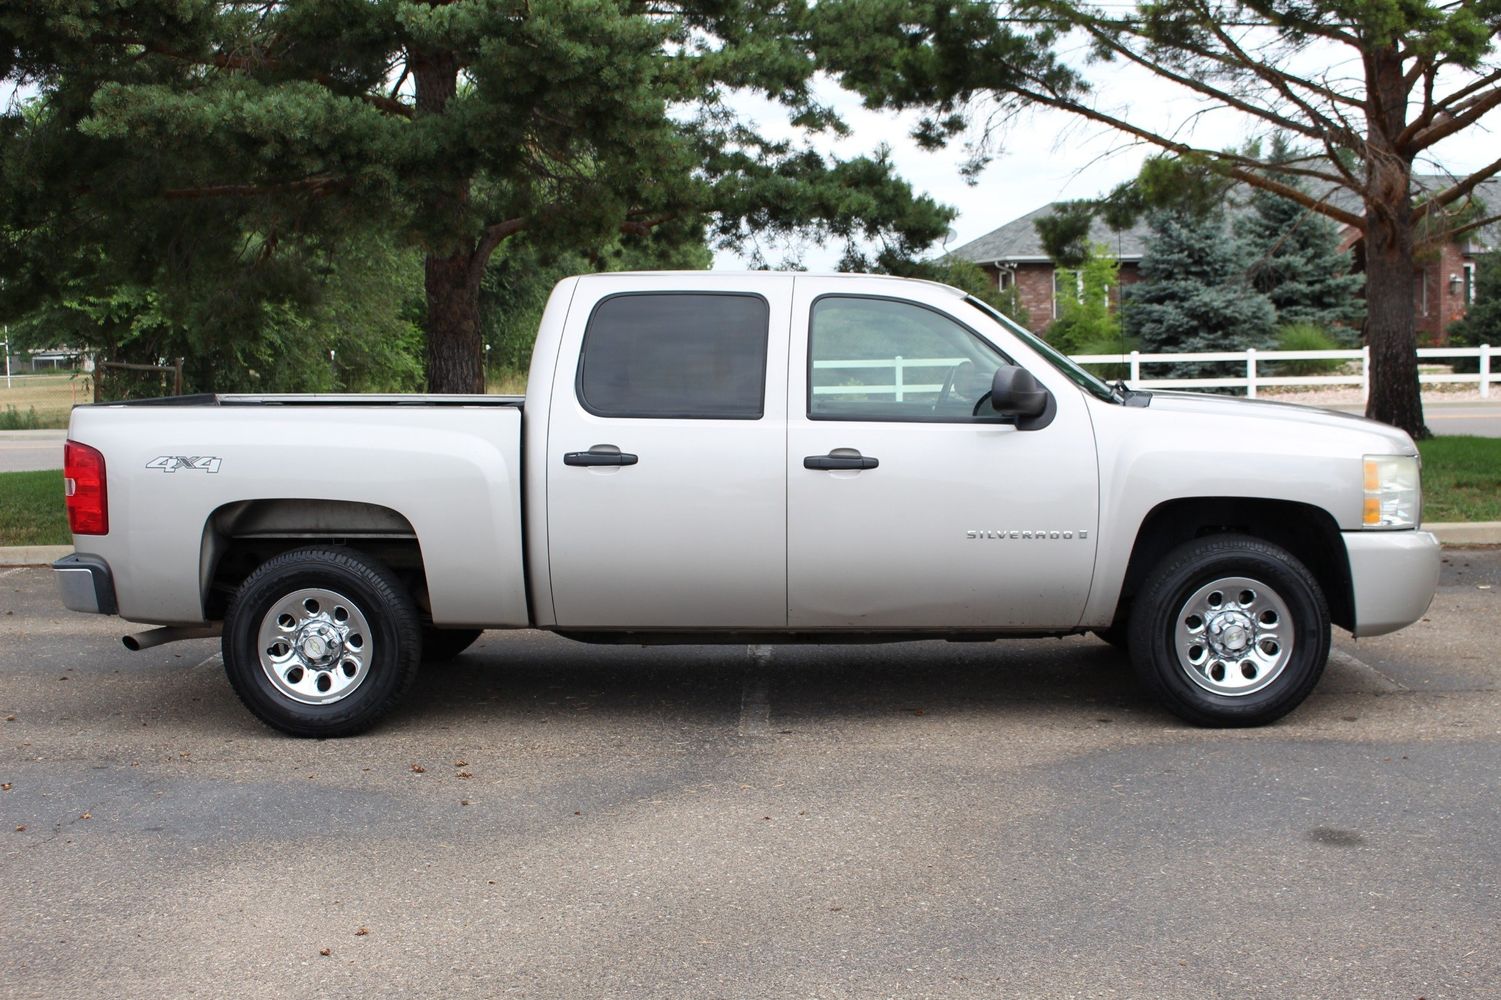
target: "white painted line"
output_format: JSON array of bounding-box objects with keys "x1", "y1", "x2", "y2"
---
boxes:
[
  {"x1": 0, "y1": 567, "x2": 22, "y2": 580},
  {"x1": 738, "y1": 645, "x2": 772, "y2": 737}
]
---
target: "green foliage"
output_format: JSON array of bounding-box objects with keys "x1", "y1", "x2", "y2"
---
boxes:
[
  {"x1": 3, "y1": 0, "x2": 957, "y2": 392},
  {"x1": 6, "y1": 227, "x2": 426, "y2": 397},
  {"x1": 1270, "y1": 323, "x2": 1353, "y2": 376},
  {"x1": 1034, "y1": 202, "x2": 1097, "y2": 269},
  {"x1": 1445, "y1": 251, "x2": 1501, "y2": 374},
  {"x1": 0, "y1": 406, "x2": 45, "y2": 430},
  {"x1": 1236, "y1": 144, "x2": 1365, "y2": 331},
  {"x1": 1125, "y1": 209, "x2": 1277, "y2": 377},
  {"x1": 0, "y1": 470, "x2": 69, "y2": 547},
  {"x1": 479, "y1": 231, "x2": 712, "y2": 380},
  {"x1": 1047, "y1": 243, "x2": 1122, "y2": 354}
]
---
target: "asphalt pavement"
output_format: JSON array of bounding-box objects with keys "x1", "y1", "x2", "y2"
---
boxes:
[
  {"x1": 1326, "y1": 399, "x2": 1501, "y2": 437},
  {"x1": 1422, "y1": 401, "x2": 1501, "y2": 437},
  {"x1": 0, "y1": 431, "x2": 66, "y2": 473},
  {"x1": 2, "y1": 553, "x2": 1498, "y2": 999}
]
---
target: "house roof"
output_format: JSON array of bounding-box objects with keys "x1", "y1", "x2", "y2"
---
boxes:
[
  {"x1": 950, "y1": 203, "x2": 1151, "y2": 264},
  {"x1": 952, "y1": 176, "x2": 1501, "y2": 265}
]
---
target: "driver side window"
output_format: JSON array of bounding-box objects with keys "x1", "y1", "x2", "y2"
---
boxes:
[{"x1": 808, "y1": 296, "x2": 1012, "y2": 422}]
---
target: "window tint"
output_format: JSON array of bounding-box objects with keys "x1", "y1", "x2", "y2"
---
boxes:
[
  {"x1": 809, "y1": 296, "x2": 1011, "y2": 422},
  {"x1": 578, "y1": 294, "x2": 769, "y2": 419}
]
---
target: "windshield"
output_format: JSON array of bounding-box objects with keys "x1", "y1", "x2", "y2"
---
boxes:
[{"x1": 962, "y1": 295, "x2": 1120, "y2": 404}]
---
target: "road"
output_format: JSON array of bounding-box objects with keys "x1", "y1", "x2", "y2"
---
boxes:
[
  {"x1": 0, "y1": 431, "x2": 66, "y2": 473},
  {"x1": 1418, "y1": 401, "x2": 1501, "y2": 436},
  {"x1": 1325, "y1": 400, "x2": 1501, "y2": 436},
  {"x1": 2, "y1": 554, "x2": 1498, "y2": 999}
]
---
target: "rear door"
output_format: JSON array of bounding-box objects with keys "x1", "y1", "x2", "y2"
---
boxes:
[{"x1": 545, "y1": 275, "x2": 791, "y2": 628}]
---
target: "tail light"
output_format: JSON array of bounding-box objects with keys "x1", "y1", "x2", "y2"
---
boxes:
[{"x1": 64, "y1": 441, "x2": 109, "y2": 535}]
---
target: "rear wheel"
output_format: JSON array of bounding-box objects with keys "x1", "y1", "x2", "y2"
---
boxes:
[
  {"x1": 223, "y1": 547, "x2": 421, "y2": 737},
  {"x1": 1128, "y1": 534, "x2": 1329, "y2": 727}
]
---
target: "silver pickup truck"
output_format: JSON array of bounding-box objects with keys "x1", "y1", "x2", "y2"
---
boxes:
[{"x1": 54, "y1": 272, "x2": 1440, "y2": 736}]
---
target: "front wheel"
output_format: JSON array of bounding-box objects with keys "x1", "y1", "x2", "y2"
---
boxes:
[
  {"x1": 222, "y1": 547, "x2": 422, "y2": 737},
  {"x1": 1128, "y1": 534, "x2": 1330, "y2": 727}
]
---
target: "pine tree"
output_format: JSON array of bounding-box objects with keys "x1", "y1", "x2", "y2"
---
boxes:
[
  {"x1": 1237, "y1": 185, "x2": 1364, "y2": 333},
  {"x1": 1125, "y1": 210, "x2": 1277, "y2": 378},
  {"x1": 1, "y1": 0, "x2": 952, "y2": 393}
]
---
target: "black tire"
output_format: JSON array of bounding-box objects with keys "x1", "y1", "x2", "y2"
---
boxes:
[
  {"x1": 222, "y1": 547, "x2": 422, "y2": 737},
  {"x1": 1128, "y1": 534, "x2": 1329, "y2": 727},
  {"x1": 421, "y1": 626, "x2": 483, "y2": 663}
]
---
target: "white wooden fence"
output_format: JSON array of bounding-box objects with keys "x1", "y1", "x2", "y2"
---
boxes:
[
  {"x1": 814, "y1": 345, "x2": 1498, "y2": 401},
  {"x1": 1070, "y1": 345, "x2": 1498, "y2": 400}
]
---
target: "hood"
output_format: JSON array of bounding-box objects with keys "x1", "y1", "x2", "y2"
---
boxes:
[{"x1": 1142, "y1": 391, "x2": 1418, "y2": 453}]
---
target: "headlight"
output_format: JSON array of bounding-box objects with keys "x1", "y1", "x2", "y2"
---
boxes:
[{"x1": 1363, "y1": 454, "x2": 1421, "y2": 528}]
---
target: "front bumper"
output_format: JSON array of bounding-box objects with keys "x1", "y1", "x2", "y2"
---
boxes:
[
  {"x1": 1343, "y1": 530, "x2": 1440, "y2": 637},
  {"x1": 53, "y1": 553, "x2": 118, "y2": 615}
]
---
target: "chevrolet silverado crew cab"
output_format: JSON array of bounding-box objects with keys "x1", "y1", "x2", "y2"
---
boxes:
[{"x1": 53, "y1": 272, "x2": 1440, "y2": 736}]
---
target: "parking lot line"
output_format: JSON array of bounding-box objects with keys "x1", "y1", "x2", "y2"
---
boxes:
[{"x1": 738, "y1": 645, "x2": 772, "y2": 737}]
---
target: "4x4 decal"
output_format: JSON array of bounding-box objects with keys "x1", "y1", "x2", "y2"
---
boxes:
[{"x1": 146, "y1": 456, "x2": 222, "y2": 474}]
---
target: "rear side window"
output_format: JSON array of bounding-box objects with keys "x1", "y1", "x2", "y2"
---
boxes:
[{"x1": 576, "y1": 293, "x2": 769, "y2": 419}]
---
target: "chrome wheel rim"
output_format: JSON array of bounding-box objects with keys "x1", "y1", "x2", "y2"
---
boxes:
[
  {"x1": 1174, "y1": 576, "x2": 1293, "y2": 697},
  {"x1": 256, "y1": 588, "x2": 372, "y2": 705}
]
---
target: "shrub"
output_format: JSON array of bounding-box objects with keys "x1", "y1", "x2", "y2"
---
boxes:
[
  {"x1": 1270, "y1": 324, "x2": 1351, "y2": 376},
  {"x1": 1068, "y1": 333, "x2": 1139, "y2": 381},
  {"x1": 0, "y1": 406, "x2": 45, "y2": 430}
]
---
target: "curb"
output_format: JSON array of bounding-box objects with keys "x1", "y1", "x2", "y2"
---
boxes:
[
  {"x1": 1427, "y1": 521, "x2": 1501, "y2": 546},
  {"x1": 0, "y1": 545, "x2": 73, "y2": 567},
  {"x1": 4, "y1": 525, "x2": 1500, "y2": 569}
]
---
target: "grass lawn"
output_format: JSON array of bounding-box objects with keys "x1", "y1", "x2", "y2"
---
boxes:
[
  {"x1": 1418, "y1": 436, "x2": 1501, "y2": 523},
  {"x1": 0, "y1": 469, "x2": 70, "y2": 546},
  {"x1": 0, "y1": 373, "x2": 89, "y2": 429}
]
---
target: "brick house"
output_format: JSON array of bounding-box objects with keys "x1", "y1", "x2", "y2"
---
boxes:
[
  {"x1": 950, "y1": 207, "x2": 1146, "y2": 334},
  {"x1": 952, "y1": 179, "x2": 1498, "y2": 344}
]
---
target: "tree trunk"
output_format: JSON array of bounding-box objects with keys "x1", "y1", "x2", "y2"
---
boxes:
[
  {"x1": 413, "y1": 48, "x2": 486, "y2": 394},
  {"x1": 1361, "y1": 44, "x2": 1429, "y2": 440},
  {"x1": 424, "y1": 251, "x2": 485, "y2": 393},
  {"x1": 1362, "y1": 205, "x2": 1428, "y2": 439}
]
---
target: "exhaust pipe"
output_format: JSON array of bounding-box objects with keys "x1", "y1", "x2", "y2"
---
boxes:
[{"x1": 122, "y1": 624, "x2": 222, "y2": 652}]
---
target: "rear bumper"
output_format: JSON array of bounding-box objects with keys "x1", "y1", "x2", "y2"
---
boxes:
[
  {"x1": 1343, "y1": 530, "x2": 1440, "y2": 637},
  {"x1": 53, "y1": 553, "x2": 118, "y2": 615}
]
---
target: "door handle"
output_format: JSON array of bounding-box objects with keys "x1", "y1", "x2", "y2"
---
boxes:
[
  {"x1": 804, "y1": 451, "x2": 878, "y2": 471},
  {"x1": 564, "y1": 444, "x2": 638, "y2": 467}
]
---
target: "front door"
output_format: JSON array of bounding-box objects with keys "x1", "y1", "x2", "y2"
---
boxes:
[
  {"x1": 545, "y1": 277, "x2": 791, "y2": 628},
  {"x1": 787, "y1": 280, "x2": 1099, "y2": 629}
]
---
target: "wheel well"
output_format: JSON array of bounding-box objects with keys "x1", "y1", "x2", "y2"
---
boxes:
[
  {"x1": 202, "y1": 499, "x2": 430, "y2": 621},
  {"x1": 1115, "y1": 498, "x2": 1353, "y2": 632}
]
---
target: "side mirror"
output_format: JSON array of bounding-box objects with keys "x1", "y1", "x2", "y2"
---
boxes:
[{"x1": 989, "y1": 365, "x2": 1055, "y2": 430}]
